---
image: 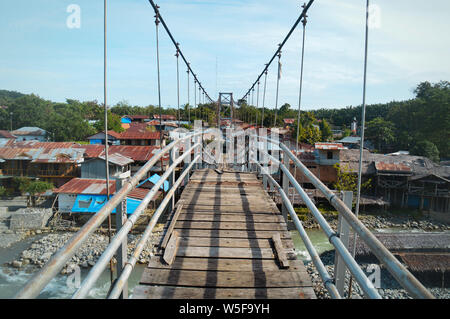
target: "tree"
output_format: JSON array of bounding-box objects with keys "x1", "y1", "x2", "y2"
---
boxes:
[
  {"x1": 333, "y1": 163, "x2": 372, "y2": 205},
  {"x1": 365, "y1": 117, "x2": 395, "y2": 152},
  {"x1": 94, "y1": 110, "x2": 124, "y2": 133},
  {"x1": 319, "y1": 119, "x2": 333, "y2": 142},
  {"x1": 411, "y1": 140, "x2": 440, "y2": 163},
  {"x1": 16, "y1": 178, "x2": 54, "y2": 207}
]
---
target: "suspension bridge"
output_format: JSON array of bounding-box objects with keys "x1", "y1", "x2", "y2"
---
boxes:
[{"x1": 13, "y1": 0, "x2": 436, "y2": 299}]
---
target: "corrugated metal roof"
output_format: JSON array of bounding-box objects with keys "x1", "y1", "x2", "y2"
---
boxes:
[
  {"x1": 87, "y1": 130, "x2": 121, "y2": 140},
  {"x1": 153, "y1": 114, "x2": 176, "y2": 120},
  {"x1": 11, "y1": 127, "x2": 46, "y2": 136},
  {"x1": 0, "y1": 130, "x2": 16, "y2": 139},
  {"x1": 98, "y1": 153, "x2": 134, "y2": 166},
  {"x1": 54, "y1": 178, "x2": 153, "y2": 200},
  {"x1": 315, "y1": 142, "x2": 346, "y2": 150},
  {"x1": 283, "y1": 118, "x2": 295, "y2": 124},
  {"x1": 375, "y1": 161, "x2": 412, "y2": 173},
  {"x1": 119, "y1": 130, "x2": 161, "y2": 140}
]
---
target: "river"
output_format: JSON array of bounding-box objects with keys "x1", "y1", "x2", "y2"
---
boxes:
[{"x1": 0, "y1": 227, "x2": 435, "y2": 299}]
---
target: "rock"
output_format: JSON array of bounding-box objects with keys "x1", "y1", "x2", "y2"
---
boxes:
[
  {"x1": 12, "y1": 260, "x2": 22, "y2": 268},
  {"x1": 81, "y1": 261, "x2": 88, "y2": 268}
]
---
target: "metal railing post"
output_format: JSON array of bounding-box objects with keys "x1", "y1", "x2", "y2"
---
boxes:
[
  {"x1": 334, "y1": 190, "x2": 352, "y2": 297},
  {"x1": 281, "y1": 151, "x2": 290, "y2": 222},
  {"x1": 169, "y1": 147, "x2": 176, "y2": 212},
  {"x1": 115, "y1": 177, "x2": 128, "y2": 299}
]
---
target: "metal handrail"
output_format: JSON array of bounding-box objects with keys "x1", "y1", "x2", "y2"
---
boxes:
[
  {"x1": 14, "y1": 131, "x2": 203, "y2": 299},
  {"x1": 72, "y1": 143, "x2": 200, "y2": 298},
  {"x1": 107, "y1": 155, "x2": 200, "y2": 299},
  {"x1": 257, "y1": 153, "x2": 380, "y2": 298},
  {"x1": 256, "y1": 163, "x2": 341, "y2": 299},
  {"x1": 253, "y1": 133, "x2": 434, "y2": 299}
]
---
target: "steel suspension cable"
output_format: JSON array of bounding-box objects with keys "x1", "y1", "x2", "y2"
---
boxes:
[
  {"x1": 348, "y1": 0, "x2": 370, "y2": 298},
  {"x1": 261, "y1": 69, "x2": 268, "y2": 127},
  {"x1": 155, "y1": 7, "x2": 163, "y2": 148},
  {"x1": 147, "y1": 1, "x2": 214, "y2": 102},
  {"x1": 273, "y1": 50, "x2": 282, "y2": 127},
  {"x1": 176, "y1": 45, "x2": 180, "y2": 123},
  {"x1": 293, "y1": 9, "x2": 308, "y2": 204},
  {"x1": 103, "y1": 0, "x2": 114, "y2": 285},
  {"x1": 241, "y1": 0, "x2": 314, "y2": 101},
  {"x1": 194, "y1": 80, "x2": 197, "y2": 119},
  {"x1": 187, "y1": 67, "x2": 190, "y2": 123}
]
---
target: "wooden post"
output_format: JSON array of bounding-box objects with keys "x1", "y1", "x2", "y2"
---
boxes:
[
  {"x1": 115, "y1": 177, "x2": 128, "y2": 299},
  {"x1": 334, "y1": 191, "x2": 352, "y2": 297}
]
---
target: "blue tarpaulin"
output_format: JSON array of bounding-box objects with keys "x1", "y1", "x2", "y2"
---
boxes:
[
  {"x1": 137, "y1": 174, "x2": 169, "y2": 191},
  {"x1": 72, "y1": 194, "x2": 141, "y2": 215},
  {"x1": 89, "y1": 139, "x2": 103, "y2": 145}
]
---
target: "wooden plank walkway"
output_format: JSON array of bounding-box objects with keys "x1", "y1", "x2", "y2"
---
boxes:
[{"x1": 133, "y1": 169, "x2": 315, "y2": 299}]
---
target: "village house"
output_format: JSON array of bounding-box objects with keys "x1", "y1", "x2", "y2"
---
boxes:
[
  {"x1": 53, "y1": 178, "x2": 156, "y2": 215},
  {"x1": 11, "y1": 127, "x2": 47, "y2": 142},
  {"x1": 86, "y1": 131, "x2": 121, "y2": 145}
]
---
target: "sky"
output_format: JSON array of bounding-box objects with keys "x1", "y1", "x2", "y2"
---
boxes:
[{"x1": 0, "y1": 0, "x2": 449, "y2": 111}]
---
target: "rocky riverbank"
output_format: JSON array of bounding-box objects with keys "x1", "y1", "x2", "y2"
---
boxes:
[
  {"x1": 6, "y1": 225, "x2": 165, "y2": 274},
  {"x1": 300, "y1": 213, "x2": 449, "y2": 232},
  {"x1": 305, "y1": 250, "x2": 450, "y2": 299}
]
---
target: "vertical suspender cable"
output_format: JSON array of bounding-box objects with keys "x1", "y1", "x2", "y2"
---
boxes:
[
  {"x1": 176, "y1": 45, "x2": 180, "y2": 123},
  {"x1": 154, "y1": 6, "x2": 165, "y2": 188},
  {"x1": 103, "y1": 0, "x2": 114, "y2": 284},
  {"x1": 256, "y1": 83, "x2": 260, "y2": 126},
  {"x1": 194, "y1": 80, "x2": 197, "y2": 119},
  {"x1": 348, "y1": 0, "x2": 370, "y2": 298},
  {"x1": 293, "y1": 9, "x2": 308, "y2": 203},
  {"x1": 273, "y1": 50, "x2": 282, "y2": 127},
  {"x1": 261, "y1": 69, "x2": 268, "y2": 127},
  {"x1": 187, "y1": 67, "x2": 190, "y2": 123}
]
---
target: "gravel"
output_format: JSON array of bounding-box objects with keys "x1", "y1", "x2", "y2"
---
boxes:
[
  {"x1": 9, "y1": 225, "x2": 164, "y2": 274},
  {"x1": 305, "y1": 250, "x2": 450, "y2": 299}
]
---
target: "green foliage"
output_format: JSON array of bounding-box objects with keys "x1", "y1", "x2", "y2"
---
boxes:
[
  {"x1": 94, "y1": 110, "x2": 124, "y2": 133},
  {"x1": 333, "y1": 163, "x2": 372, "y2": 205},
  {"x1": 365, "y1": 117, "x2": 395, "y2": 152},
  {"x1": 319, "y1": 119, "x2": 333, "y2": 142},
  {"x1": 309, "y1": 81, "x2": 449, "y2": 159},
  {"x1": 410, "y1": 140, "x2": 440, "y2": 162},
  {"x1": 0, "y1": 186, "x2": 7, "y2": 196},
  {"x1": 15, "y1": 177, "x2": 53, "y2": 207}
]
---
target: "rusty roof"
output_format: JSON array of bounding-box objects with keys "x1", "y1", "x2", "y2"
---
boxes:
[
  {"x1": 283, "y1": 118, "x2": 295, "y2": 124},
  {"x1": 153, "y1": 114, "x2": 176, "y2": 120},
  {"x1": 127, "y1": 115, "x2": 149, "y2": 120},
  {"x1": 375, "y1": 161, "x2": 412, "y2": 173},
  {"x1": 0, "y1": 130, "x2": 16, "y2": 139},
  {"x1": 54, "y1": 178, "x2": 154, "y2": 200},
  {"x1": 314, "y1": 142, "x2": 346, "y2": 150},
  {"x1": 87, "y1": 130, "x2": 122, "y2": 139},
  {"x1": 119, "y1": 130, "x2": 161, "y2": 140}
]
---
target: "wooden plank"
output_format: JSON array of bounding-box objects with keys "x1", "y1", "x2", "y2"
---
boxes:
[
  {"x1": 162, "y1": 231, "x2": 180, "y2": 265},
  {"x1": 175, "y1": 229, "x2": 293, "y2": 239},
  {"x1": 176, "y1": 213, "x2": 285, "y2": 223},
  {"x1": 133, "y1": 286, "x2": 316, "y2": 299},
  {"x1": 175, "y1": 221, "x2": 287, "y2": 231},
  {"x1": 156, "y1": 246, "x2": 296, "y2": 260},
  {"x1": 272, "y1": 233, "x2": 290, "y2": 269},
  {"x1": 175, "y1": 236, "x2": 295, "y2": 249},
  {"x1": 160, "y1": 203, "x2": 184, "y2": 249},
  {"x1": 147, "y1": 256, "x2": 305, "y2": 272},
  {"x1": 181, "y1": 207, "x2": 281, "y2": 215},
  {"x1": 140, "y1": 269, "x2": 312, "y2": 288}
]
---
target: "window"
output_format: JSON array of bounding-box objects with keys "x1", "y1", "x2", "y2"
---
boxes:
[{"x1": 327, "y1": 151, "x2": 333, "y2": 159}]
